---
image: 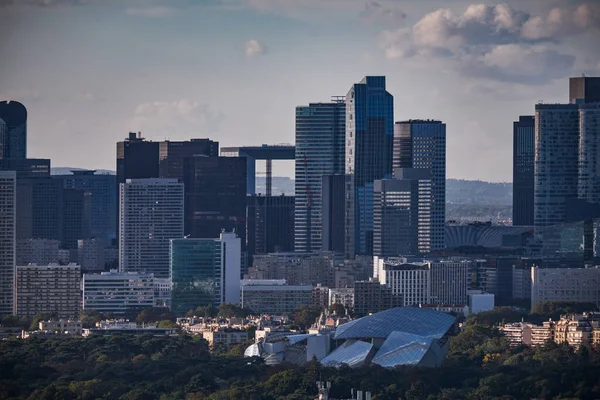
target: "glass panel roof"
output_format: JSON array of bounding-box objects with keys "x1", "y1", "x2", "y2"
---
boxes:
[
  {"x1": 372, "y1": 331, "x2": 433, "y2": 367},
  {"x1": 287, "y1": 334, "x2": 316, "y2": 345},
  {"x1": 320, "y1": 340, "x2": 373, "y2": 368}
]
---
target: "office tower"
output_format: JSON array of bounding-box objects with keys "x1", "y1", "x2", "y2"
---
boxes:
[
  {"x1": 0, "y1": 171, "x2": 16, "y2": 315},
  {"x1": 578, "y1": 104, "x2": 600, "y2": 205},
  {"x1": 170, "y1": 232, "x2": 241, "y2": 315},
  {"x1": 295, "y1": 99, "x2": 346, "y2": 253},
  {"x1": 119, "y1": 178, "x2": 184, "y2": 279},
  {"x1": 373, "y1": 168, "x2": 432, "y2": 257},
  {"x1": 321, "y1": 174, "x2": 348, "y2": 254},
  {"x1": 16, "y1": 177, "x2": 63, "y2": 242},
  {"x1": 246, "y1": 194, "x2": 295, "y2": 257},
  {"x1": 513, "y1": 116, "x2": 535, "y2": 226},
  {"x1": 570, "y1": 77, "x2": 600, "y2": 104},
  {"x1": 393, "y1": 120, "x2": 446, "y2": 250},
  {"x1": 15, "y1": 263, "x2": 81, "y2": 319},
  {"x1": 158, "y1": 139, "x2": 219, "y2": 179},
  {"x1": 345, "y1": 77, "x2": 394, "y2": 256},
  {"x1": 62, "y1": 189, "x2": 92, "y2": 249},
  {"x1": 240, "y1": 280, "x2": 313, "y2": 314},
  {"x1": 376, "y1": 260, "x2": 430, "y2": 307},
  {"x1": 183, "y1": 156, "x2": 246, "y2": 239},
  {"x1": 531, "y1": 266, "x2": 600, "y2": 309},
  {"x1": 0, "y1": 100, "x2": 27, "y2": 159},
  {"x1": 17, "y1": 239, "x2": 60, "y2": 266},
  {"x1": 78, "y1": 238, "x2": 107, "y2": 273},
  {"x1": 82, "y1": 270, "x2": 155, "y2": 314},
  {"x1": 534, "y1": 104, "x2": 580, "y2": 229},
  {"x1": 429, "y1": 261, "x2": 470, "y2": 306},
  {"x1": 353, "y1": 279, "x2": 401, "y2": 316},
  {"x1": 55, "y1": 170, "x2": 117, "y2": 242},
  {"x1": 0, "y1": 158, "x2": 50, "y2": 178}
]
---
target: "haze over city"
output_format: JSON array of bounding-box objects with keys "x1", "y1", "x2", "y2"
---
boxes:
[{"x1": 1, "y1": 0, "x2": 599, "y2": 181}]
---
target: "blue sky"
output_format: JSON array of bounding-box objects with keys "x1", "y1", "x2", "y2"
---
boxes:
[{"x1": 0, "y1": 0, "x2": 598, "y2": 181}]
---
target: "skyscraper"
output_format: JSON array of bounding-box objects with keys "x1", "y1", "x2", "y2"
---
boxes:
[
  {"x1": 246, "y1": 194, "x2": 295, "y2": 257},
  {"x1": 295, "y1": 99, "x2": 346, "y2": 253},
  {"x1": 119, "y1": 178, "x2": 184, "y2": 279},
  {"x1": 0, "y1": 100, "x2": 27, "y2": 160},
  {"x1": 578, "y1": 104, "x2": 600, "y2": 205},
  {"x1": 183, "y1": 156, "x2": 247, "y2": 240},
  {"x1": 345, "y1": 77, "x2": 394, "y2": 256},
  {"x1": 570, "y1": 76, "x2": 600, "y2": 104},
  {"x1": 393, "y1": 120, "x2": 446, "y2": 250},
  {"x1": 158, "y1": 139, "x2": 219, "y2": 179},
  {"x1": 373, "y1": 168, "x2": 432, "y2": 257},
  {"x1": 513, "y1": 116, "x2": 535, "y2": 226},
  {"x1": 321, "y1": 174, "x2": 348, "y2": 254},
  {"x1": 0, "y1": 171, "x2": 16, "y2": 315}
]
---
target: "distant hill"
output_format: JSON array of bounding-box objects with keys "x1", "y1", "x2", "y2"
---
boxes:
[
  {"x1": 447, "y1": 179, "x2": 512, "y2": 205},
  {"x1": 52, "y1": 167, "x2": 115, "y2": 175}
]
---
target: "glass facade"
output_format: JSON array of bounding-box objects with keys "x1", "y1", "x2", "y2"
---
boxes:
[
  {"x1": 170, "y1": 238, "x2": 222, "y2": 315},
  {"x1": 513, "y1": 116, "x2": 535, "y2": 226},
  {"x1": 295, "y1": 100, "x2": 346, "y2": 253},
  {"x1": 0, "y1": 100, "x2": 27, "y2": 160},
  {"x1": 345, "y1": 77, "x2": 394, "y2": 256}
]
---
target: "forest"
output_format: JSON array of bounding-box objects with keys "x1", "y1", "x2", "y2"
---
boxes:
[{"x1": 1, "y1": 304, "x2": 600, "y2": 400}]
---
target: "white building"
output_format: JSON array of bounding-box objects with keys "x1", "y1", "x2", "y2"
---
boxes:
[
  {"x1": 17, "y1": 238, "x2": 59, "y2": 266},
  {"x1": 240, "y1": 279, "x2": 312, "y2": 314},
  {"x1": 39, "y1": 320, "x2": 83, "y2": 335},
  {"x1": 221, "y1": 232, "x2": 242, "y2": 305},
  {"x1": 78, "y1": 238, "x2": 106, "y2": 273},
  {"x1": 468, "y1": 291, "x2": 495, "y2": 314},
  {"x1": 429, "y1": 261, "x2": 470, "y2": 306},
  {"x1": 0, "y1": 171, "x2": 16, "y2": 315},
  {"x1": 328, "y1": 288, "x2": 354, "y2": 310},
  {"x1": 376, "y1": 258, "x2": 430, "y2": 307},
  {"x1": 15, "y1": 263, "x2": 81, "y2": 319},
  {"x1": 83, "y1": 269, "x2": 154, "y2": 314},
  {"x1": 531, "y1": 266, "x2": 600, "y2": 309},
  {"x1": 153, "y1": 277, "x2": 171, "y2": 308},
  {"x1": 119, "y1": 178, "x2": 184, "y2": 279}
]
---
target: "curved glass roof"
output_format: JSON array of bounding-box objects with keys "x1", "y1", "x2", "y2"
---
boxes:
[
  {"x1": 372, "y1": 331, "x2": 435, "y2": 367},
  {"x1": 333, "y1": 307, "x2": 456, "y2": 340},
  {"x1": 320, "y1": 340, "x2": 373, "y2": 368}
]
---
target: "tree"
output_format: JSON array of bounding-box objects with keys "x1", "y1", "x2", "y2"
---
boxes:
[
  {"x1": 329, "y1": 303, "x2": 346, "y2": 316},
  {"x1": 29, "y1": 312, "x2": 55, "y2": 331},
  {"x1": 217, "y1": 303, "x2": 249, "y2": 319},
  {"x1": 293, "y1": 306, "x2": 321, "y2": 329},
  {"x1": 136, "y1": 308, "x2": 175, "y2": 324}
]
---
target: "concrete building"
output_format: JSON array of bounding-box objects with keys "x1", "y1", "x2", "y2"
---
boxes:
[
  {"x1": 248, "y1": 252, "x2": 336, "y2": 287},
  {"x1": 578, "y1": 103, "x2": 600, "y2": 205},
  {"x1": 468, "y1": 292, "x2": 495, "y2": 314},
  {"x1": 570, "y1": 76, "x2": 600, "y2": 104},
  {"x1": 0, "y1": 100, "x2": 27, "y2": 159},
  {"x1": 501, "y1": 322, "x2": 553, "y2": 347},
  {"x1": 430, "y1": 261, "x2": 470, "y2": 306},
  {"x1": 15, "y1": 263, "x2": 81, "y2": 319},
  {"x1": 375, "y1": 258, "x2": 430, "y2": 307},
  {"x1": 170, "y1": 232, "x2": 241, "y2": 315},
  {"x1": 345, "y1": 77, "x2": 394, "y2": 256},
  {"x1": 513, "y1": 116, "x2": 535, "y2": 226},
  {"x1": 328, "y1": 288, "x2": 354, "y2": 310},
  {"x1": 240, "y1": 279, "x2": 313, "y2": 314},
  {"x1": 0, "y1": 158, "x2": 50, "y2": 178},
  {"x1": 0, "y1": 171, "x2": 16, "y2": 315},
  {"x1": 246, "y1": 194, "x2": 295, "y2": 259},
  {"x1": 531, "y1": 266, "x2": 600, "y2": 309},
  {"x1": 321, "y1": 174, "x2": 348, "y2": 254},
  {"x1": 153, "y1": 278, "x2": 171, "y2": 309},
  {"x1": 77, "y1": 238, "x2": 106, "y2": 273},
  {"x1": 353, "y1": 279, "x2": 400, "y2": 317},
  {"x1": 16, "y1": 239, "x2": 59, "y2": 267},
  {"x1": 554, "y1": 314, "x2": 594, "y2": 347},
  {"x1": 202, "y1": 328, "x2": 249, "y2": 347},
  {"x1": 295, "y1": 100, "x2": 346, "y2": 253},
  {"x1": 38, "y1": 320, "x2": 83, "y2": 335},
  {"x1": 373, "y1": 168, "x2": 432, "y2": 257},
  {"x1": 119, "y1": 178, "x2": 184, "y2": 279},
  {"x1": 312, "y1": 285, "x2": 330, "y2": 309},
  {"x1": 82, "y1": 270, "x2": 154, "y2": 314},
  {"x1": 393, "y1": 120, "x2": 446, "y2": 250}
]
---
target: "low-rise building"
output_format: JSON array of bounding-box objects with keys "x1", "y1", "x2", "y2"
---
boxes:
[
  {"x1": 353, "y1": 279, "x2": 401, "y2": 317},
  {"x1": 241, "y1": 279, "x2": 312, "y2": 315},
  {"x1": 39, "y1": 320, "x2": 83, "y2": 335},
  {"x1": 328, "y1": 288, "x2": 354, "y2": 310},
  {"x1": 554, "y1": 314, "x2": 594, "y2": 347},
  {"x1": 468, "y1": 291, "x2": 495, "y2": 314},
  {"x1": 83, "y1": 270, "x2": 154, "y2": 314},
  {"x1": 202, "y1": 328, "x2": 249, "y2": 346},
  {"x1": 312, "y1": 285, "x2": 330, "y2": 309}
]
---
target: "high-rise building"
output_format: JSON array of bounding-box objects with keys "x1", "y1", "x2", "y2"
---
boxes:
[
  {"x1": 0, "y1": 158, "x2": 50, "y2": 178},
  {"x1": 578, "y1": 104, "x2": 600, "y2": 205},
  {"x1": 534, "y1": 104, "x2": 580, "y2": 229},
  {"x1": 158, "y1": 139, "x2": 219, "y2": 179},
  {"x1": 0, "y1": 171, "x2": 16, "y2": 315},
  {"x1": 429, "y1": 261, "x2": 470, "y2": 306},
  {"x1": 513, "y1": 116, "x2": 535, "y2": 226},
  {"x1": 170, "y1": 232, "x2": 241, "y2": 315},
  {"x1": 119, "y1": 178, "x2": 184, "y2": 279},
  {"x1": 321, "y1": 174, "x2": 348, "y2": 254},
  {"x1": 183, "y1": 156, "x2": 246, "y2": 240},
  {"x1": 295, "y1": 100, "x2": 346, "y2": 253},
  {"x1": 0, "y1": 100, "x2": 27, "y2": 159},
  {"x1": 54, "y1": 170, "x2": 117, "y2": 242},
  {"x1": 82, "y1": 270, "x2": 155, "y2": 314},
  {"x1": 17, "y1": 239, "x2": 60, "y2": 266},
  {"x1": 246, "y1": 194, "x2": 294, "y2": 258},
  {"x1": 345, "y1": 77, "x2": 394, "y2": 256},
  {"x1": 62, "y1": 189, "x2": 92, "y2": 249},
  {"x1": 78, "y1": 238, "x2": 107, "y2": 273},
  {"x1": 393, "y1": 120, "x2": 446, "y2": 250},
  {"x1": 570, "y1": 77, "x2": 600, "y2": 104},
  {"x1": 373, "y1": 168, "x2": 432, "y2": 257},
  {"x1": 376, "y1": 259, "x2": 430, "y2": 307},
  {"x1": 353, "y1": 279, "x2": 401, "y2": 316},
  {"x1": 15, "y1": 263, "x2": 81, "y2": 319}
]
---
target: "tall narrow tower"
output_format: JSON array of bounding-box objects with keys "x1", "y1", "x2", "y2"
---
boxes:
[{"x1": 0, "y1": 101, "x2": 27, "y2": 159}]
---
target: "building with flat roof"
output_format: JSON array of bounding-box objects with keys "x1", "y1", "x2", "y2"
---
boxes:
[
  {"x1": 513, "y1": 116, "x2": 535, "y2": 226},
  {"x1": 17, "y1": 239, "x2": 59, "y2": 266},
  {"x1": 83, "y1": 270, "x2": 154, "y2": 314},
  {"x1": 0, "y1": 100, "x2": 27, "y2": 159},
  {"x1": 0, "y1": 171, "x2": 16, "y2": 315},
  {"x1": 240, "y1": 279, "x2": 312, "y2": 314},
  {"x1": 531, "y1": 266, "x2": 600, "y2": 309}
]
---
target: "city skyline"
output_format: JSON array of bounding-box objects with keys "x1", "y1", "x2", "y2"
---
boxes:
[{"x1": 1, "y1": 0, "x2": 599, "y2": 182}]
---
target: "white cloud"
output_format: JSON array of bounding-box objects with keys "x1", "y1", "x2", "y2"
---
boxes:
[
  {"x1": 360, "y1": 1, "x2": 406, "y2": 25},
  {"x1": 245, "y1": 39, "x2": 265, "y2": 57},
  {"x1": 125, "y1": 6, "x2": 178, "y2": 18},
  {"x1": 130, "y1": 100, "x2": 225, "y2": 137}
]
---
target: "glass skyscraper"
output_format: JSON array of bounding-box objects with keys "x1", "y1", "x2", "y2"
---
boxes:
[
  {"x1": 0, "y1": 100, "x2": 27, "y2": 160},
  {"x1": 393, "y1": 120, "x2": 446, "y2": 250},
  {"x1": 295, "y1": 99, "x2": 346, "y2": 253},
  {"x1": 345, "y1": 76, "x2": 394, "y2": 256},
  {"x1": 513, "y1": 116, "x2": 535, "y2": 226}
]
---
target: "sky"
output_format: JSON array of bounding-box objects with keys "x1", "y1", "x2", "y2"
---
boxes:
[{"x1": 0, "y1": 0, "x2": 598, "y2": 182}]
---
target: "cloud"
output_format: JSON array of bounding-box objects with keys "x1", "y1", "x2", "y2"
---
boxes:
[
  {"x1": 377, "y1": 2, "x2": 598, "y2": 84},
  {"x1": 0, "y1": 0, "x2": 89, "y2": 6},
  {"x1": 359, "y1": 1, "x2": 406, "y2": 25},
  {"x1": 130, "y1": 100, "x2": 225, "y2": 137},
  {"x1": 125, "y1": 6, "x2": 178, "y2": 18},
  {"x1": 245, "y1": 39, "x2": 265, "y2": 57}
]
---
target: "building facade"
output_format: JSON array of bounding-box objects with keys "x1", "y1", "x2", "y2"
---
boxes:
[
  {"x1": 570, "y1": 76, "x2": 600, "y2": 104},
  {"x1": 295, "y1": 100, "x2": 346, "y2": 253},
  {"x1": 393, "y1": 120, "x2": 446, "y2": 250},
  {"x1": 513, "y1": 116, "x2": 535, "y2": 226},
  {"x1": 240, "y1": 279, "x2": 313, "y2": 314},
  {"x1": 353, "y1": 279, "x2": 400, "y2": 316},
  {"x1": 119, "y1": 178, "x2": 184, "y2": 279},
  {"x1": 0, "y1": 171, "x2": 16, "y2": 315},
  {"x1": 429, "y1": 261, "x2": 470, "y2": 306},
  {"x1": 531, "y1": 266, "x2": 600, "y2": 309},
  {"x1": 158, "y1": 139, "x2": 219, "y2": 179},
  {"x1": 375, "y1": 259, "x2": 430, "y2": 307},
  {"x1": 321, "y1": 174, "x2": 348, "y2": 254},
  {"x1": 78, "y1": 238, "x2": 107, "y2": 273},
  {"x1": 15, "y1": 264, "x2": 81, "y2": 319},
  {"x1": 0, "y1": 100, "x2": 27, "y2": 159},
  {"x1": 246, "y1": 194, "x2": 295, "y2": 258},
  {"x1": 17, "y1": 239, "x2": 59, "y2": 266},
  {"x1": 82, "y1": 270, "x2": 154, "y2": 314},
  {"x1": 578, "y1": 104, "x2": 600, "y2": 205}
]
